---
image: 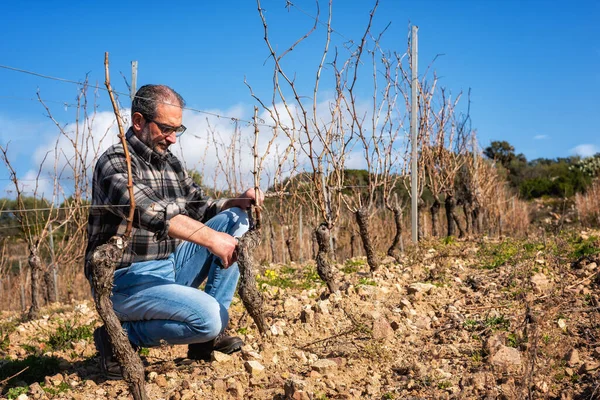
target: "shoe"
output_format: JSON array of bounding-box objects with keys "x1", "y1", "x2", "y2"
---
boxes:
[
  {"x1": 187, "y1": 333, "x2": 244, "y2": 361},
  {"x1": 93, "y1": 326, "x2": 123, "y2": 380}
]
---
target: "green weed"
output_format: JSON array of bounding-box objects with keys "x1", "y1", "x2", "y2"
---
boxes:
[
  {"x1": 570, "y1": 235, "x2": 600, "y2": 258},
  {"x1": 45, "y1": 320, "x2": 94, "y2": 351},
  {"x1": 442, "y1": 236, "x2": 456, "y2": 246},
  {"x1": 471, "y1": 350, "x2": 483, "y2": 363},
  {"x1": 301, "y1": 267, "x2": 321, "y2": 289},
  {"x1": 257, "y1": 269, "x2": 295, "y2": 289},
  {"x1": 358, "y1": 277, "x2": 376, "y2": 286},
  {"x1": 438, "y1": 381, "x2": 452, "y2": 389},
  {"x1": 484, "y1": 315, "x2": 510, "y2": 331},
  {"x1": 7, "y1": 386, "x2": 29, "y2": 399},
  {"x1": 138, "y1": 347, "x2": 150, "y2": 356},
  {"x1": 478, "y1": 240, "x2": 520, "y2": 269},
  {"x1": 342, "y1": 258, "x2": 366, "y2": 274},
  {"x1": 42, "y1": 381, "x2": 70, "y2": 396},
  {"x1": 542, "y1": 334, "x2": 551, "y2": 345}
]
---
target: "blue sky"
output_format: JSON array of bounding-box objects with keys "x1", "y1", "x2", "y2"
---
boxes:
[{"x1": 0, "y1": 0, "x2": 599, "y2": 194}]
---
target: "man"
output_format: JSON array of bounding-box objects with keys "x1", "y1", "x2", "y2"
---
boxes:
[{"x1": 86, "y1": 84, "x2": 261, "y2": 379}]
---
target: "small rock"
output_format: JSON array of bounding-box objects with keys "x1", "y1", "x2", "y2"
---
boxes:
[
  {"x1": 16, "y1": 394, "x2": 29, "y2": 400},
  {"x1": 312, "y1": 359, "x2": 338, "y2": 373},
  {"x1": 28, "y1": 382, "x2": 45, "y2": 397},
  {"x1": 147, "y1": 371, "x2": 158, "y2": 383},
  {"x1": 530, "y1": 273, "x2": 551, "y2": 294},
  {"x1": 227, "y1": 380, "x2": 244, "y2": 399},
  {"x1": 293, "y1": 350, "x2": 308, "y2": 363},
  {"x1": 270, "y1": 324, "x2": 283, "y2": 336},
  {"x1": 84, "y1": 380, "x2": 97, "y2": 388},
  {"x1": 308, "y1": 370, "x2": 321, "y2": 378},
  {"x1": 211, "y1": 351, "x2": 233, "y2": 363},
  {"x1": 213, "y1": 379, "x2": 227, "y2": 392},
  {"x1": 564, "y1": 348, "x2": 580, "y2": 367},
  {"x1": 489, "y1": 346, "x2": 521, "y2": 368},
  {"x1": 372, "y1": 317, "x2": 394, "y2": 340},
  {"x1": 316, "y1": 300, "x2": 330, "y2": 314},
  {"x1": 399, "y1": 298, "x2": 413, "y2": 310},
  {"x1": 244, "y1": 360, "x2": 265, "y2": 376},
  {"x1": 300, "y1": 306, "x2": 315, "y2": 323},
  {"x1": 558, "y1": 319, "x2": 567, "y2": 331},
  {"x1": 579, "y1": 361, "x2": 599, "y2": 375},
  {"x1": 154, "y1": 374, "x2": 168, "y2": 388},
  {"x1": 283, "y1": 297, "x2": 300, "y2": 312},
  {"x1": 485, "y1": 332, "x2": 507, "y2": 356},
  {"x1": 284, "y1": 378, "x2": 307, "y2": 398},
  {"x1": 414, "y1": 316, "x2": 431, "y2": 330},
  {"x1": 407, "y1": 282, "x2": 435, "y2": 295},
  {"x1": 469, "y1": 372, "x2": 492, "y2": 391},
  {"x1": 44, "y1": 373, "x2": 64, "y2": 387}
]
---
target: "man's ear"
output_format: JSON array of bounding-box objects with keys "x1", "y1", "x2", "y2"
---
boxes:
[{"x1": 132, "y1": 112, "x2": 145, "y2": 133}]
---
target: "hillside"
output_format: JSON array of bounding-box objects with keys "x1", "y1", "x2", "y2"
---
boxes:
[{"x1": 1, "y1": 231, "x2": 600, "y2": 399}]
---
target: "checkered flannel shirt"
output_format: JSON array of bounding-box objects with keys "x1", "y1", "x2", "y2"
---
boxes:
[{"x1": 85, "y1": 128, "x2": 222, "y2": 279}]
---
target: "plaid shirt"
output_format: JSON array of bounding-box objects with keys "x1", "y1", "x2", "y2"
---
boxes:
[{"x1": 85, "y1": 128, "x2": 221, "y2": 278}]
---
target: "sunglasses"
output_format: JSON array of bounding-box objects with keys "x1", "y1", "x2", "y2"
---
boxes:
[{"x1": 143, "y1": 115, "x2": 187, "y2": 137}]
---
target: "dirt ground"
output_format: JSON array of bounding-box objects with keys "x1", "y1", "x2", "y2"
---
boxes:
[{"x1": 1, "y1": 230, "x2": 600, "y2": 399}]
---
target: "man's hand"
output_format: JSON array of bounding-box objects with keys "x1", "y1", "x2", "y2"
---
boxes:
[
  {"x1": 207, "y1": 231, "x2": 239, "y2": 268},
  {"x1": 241, "y1": 188, "x2": 265, "y2": 207},
  {"x1": 223, "y1": 188, "x2": 265, "y2": 210}
]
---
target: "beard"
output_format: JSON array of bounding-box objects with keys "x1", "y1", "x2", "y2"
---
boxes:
[{"x1": 139, "y1": 124, "x2": 169, "y2": 154}]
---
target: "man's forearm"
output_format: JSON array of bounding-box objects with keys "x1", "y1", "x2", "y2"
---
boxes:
[{"x1": 168, "y1": 214, "x2": 216, "y2": 248}]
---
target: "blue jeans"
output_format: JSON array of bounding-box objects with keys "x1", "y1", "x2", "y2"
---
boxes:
[{"x1": 110, "y1": 207, "x2": 248, "y2": 347}]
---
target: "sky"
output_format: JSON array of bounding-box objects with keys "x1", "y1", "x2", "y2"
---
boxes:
[{"x1": 0, "y1": 0, "x2": 598, "y2": 197}]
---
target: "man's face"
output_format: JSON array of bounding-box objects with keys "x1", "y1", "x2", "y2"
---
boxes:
[{"x1": 138, "y1": 102, "x2": 183, "y2": 154}]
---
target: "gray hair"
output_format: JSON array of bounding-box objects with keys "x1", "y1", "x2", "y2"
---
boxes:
[{"x1": 131, "y1": 84, "x2": 186, "y2": 120}]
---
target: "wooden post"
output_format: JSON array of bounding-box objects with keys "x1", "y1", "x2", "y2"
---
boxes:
[
  {"x1": 298, "y1": 208, "x2": 304, "y2": 262},
  {"x1": 281, "y1": 227, "x2": 286, "y2": 264},
  {"x1": 49, "y1": 222, "x2": 58, "y2": 302},
  {"x1": 19, "y1": 260, "x2": 25, "y2": 312}
]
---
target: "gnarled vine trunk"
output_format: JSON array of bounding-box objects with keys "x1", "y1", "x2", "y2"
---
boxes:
[
  {"x1": 445, "y1": 195, "x2": 456, "y2": 238},
  {"x1": 315, "y1": 223, "x2": 338, "y2": 294},
  {"x1": 268, "y1": 221, "x2": 276, "y2": 263},
  {"x1": 236, "y1": 229, "x2": 268, "y2": 336},
  {"x1": 463, "y1": 201, "x2": 473, "y2": 236},
  {"x1": 44, "y1": 265, "x2": 57, "y2": 304},
  {"x1": 430, "y1": 199, "x2": 441, "y2": 237},
  {"x1": 26, "y1": 248, "x2": 42, "y2": 320},
  {"x1": 285, "y1": 235, "x2": 294, "y2": 263},
  {"x1": 355, "y1": 207, "x2": 378, "y2": 272},
  {"x1": 387, "y1": 205, "x2": 403, "y2": 261},
  {"x1": 91, "y1": 237, "x2": 148, "y2": 400}
]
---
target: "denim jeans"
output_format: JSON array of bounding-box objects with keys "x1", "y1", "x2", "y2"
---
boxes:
[{"x1": 110, "y1": 207, "x2": 249, "y2": 347}]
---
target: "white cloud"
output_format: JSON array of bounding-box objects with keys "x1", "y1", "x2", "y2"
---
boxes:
[
  {"x1": 533, "y1": 134, "x2": 548, "y2": 140},
  {"x1": 4, "y1": 93, "x2": 410, "y2": 200},
  {"x1": 570, "y1": 144, "x2": 599, "y2": 158}
]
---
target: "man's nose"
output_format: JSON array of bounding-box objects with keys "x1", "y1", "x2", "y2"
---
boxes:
[{"x1": 165, "y1": 132, "x2": 177, "y2": 144}]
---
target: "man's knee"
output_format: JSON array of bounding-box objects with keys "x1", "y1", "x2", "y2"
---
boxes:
[{"x1": 187, "y1": 301, "x2": 229, "y2": 342}]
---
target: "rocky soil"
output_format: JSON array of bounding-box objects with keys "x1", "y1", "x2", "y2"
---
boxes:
[{"x1": 1, "y1": 230, "x2": 600, "y2": 399}]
